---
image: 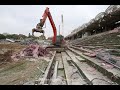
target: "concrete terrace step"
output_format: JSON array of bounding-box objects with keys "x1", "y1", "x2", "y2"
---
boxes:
[
  {"x1": 66, "y1": 50, "x2": 116, "y2": 85},
  {"x1": 68, "y1": 46, "x2": 120, "y2": 84}
]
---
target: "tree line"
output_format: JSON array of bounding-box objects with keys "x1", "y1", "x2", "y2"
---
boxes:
[{"x1": 0, "y1": 34, "x2": 27, "y2": 40}]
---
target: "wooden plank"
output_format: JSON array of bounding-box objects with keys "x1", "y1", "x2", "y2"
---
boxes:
[
  {"x1": 66, "y1": 57, "x2": 72, "y2": 61},
  {"x1": 52, "y1": 61, "x2": 58, "y2": 79},
  {"x1": 50, "y1": 61, "x2": 59, "y2": 85},
  {"x1": 75, "y1": 56, "x2": 85, "y2": 62},
  {"x1": 58, "y1": 60, "x2": 64, "y2": 69},
  {"x1": 61, "y1": 52, "x2": 85, "y2": 85},
  {"x1": 61, "y1": 52, "x2": 72, "y2": 85},
  {"x1": 39, "y1": 51, "x2": 56, "y2": 85}
]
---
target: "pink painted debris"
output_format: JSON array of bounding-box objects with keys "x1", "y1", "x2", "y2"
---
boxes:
[
  {"x1": 101, "y1": 63, "x2": 114, "y2": 69},
  {"x1": 86, "y1": 67, "x2": 95, "y2": 72},
  {"x1": 83, "y1": 52, "x2": 96, "y2": 57},
  {"x1": 94, "y1": 48, "x2": 103, "y2": 52},
  {"x1": 108, "y1": 27, "x2": 120, "y2": 34},
  {"x1": 11, "y1": 44, "x2": 50, "y2": 61},
  {"x1": 82, "y1": 48, "x2": 103, "y2": 57},
  {"x1": 80, "y1": 47, "x2": 93, "y2": 53}
]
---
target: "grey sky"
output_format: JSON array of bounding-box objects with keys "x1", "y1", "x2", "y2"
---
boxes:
[{"x1": 0, "y1": 5, "x2": 109, "y2": 38}]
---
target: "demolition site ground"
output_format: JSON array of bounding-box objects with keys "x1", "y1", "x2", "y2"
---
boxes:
[
  {"x1": 0, "y1": 43, "x2": 50, "y2": 85},
  {"x1": 0, "y1": 30, "x2": 120, "y2": 85},
  {"x1": 1, "y1": 5, "x2": 120, "y2": 85}
]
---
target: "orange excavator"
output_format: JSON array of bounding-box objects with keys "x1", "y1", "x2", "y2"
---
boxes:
[{"x1": 32, "y1": 7, "x2": 64, "y2": 46}]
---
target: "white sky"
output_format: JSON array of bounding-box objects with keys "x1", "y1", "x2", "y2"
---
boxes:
[{"x1": 0, "y1": 5, "x2": 109, "y2": 38}]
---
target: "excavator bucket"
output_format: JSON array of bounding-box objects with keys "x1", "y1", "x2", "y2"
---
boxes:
[
  {"x1": 37, "y1": 29, "x2": 44, "y2": 33},
  {"x1": 32, "y1": 28, "x2": 44, "y2": 36}
]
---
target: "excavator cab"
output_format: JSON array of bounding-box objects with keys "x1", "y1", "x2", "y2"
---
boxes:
[{"x1": 56, "y1": 35, "x2": 64, "y2": 46}]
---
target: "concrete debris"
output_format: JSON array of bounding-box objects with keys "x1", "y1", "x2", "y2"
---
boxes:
[
  {"x1": 11, "y1": 44, "x2": 50, "y2": 61},
  {"x1": 96, "y1": 50, "x2": 120, "y2": 68},
  {"x1": 78, "y1": 46, "x2": 99, "y2": 57},
  {"x1": 75, "y1": 46, "x2": 97, "y2": 57},
  {"x1": 101, "y1": 63, "x2": 114, "y2": 69},
  {"x1": 0, "y1": 39, "x2": 13, "y2": 44},
  {"x1": 6, "y1": 38, "x2": 15, "y2": 43},
  {"x1": 26, "y1": 58, "x2": 39, "y2": 62},
  {"x1": 83, "y1": 52, "x2": 96, "y2": 57},
  {"x1": 108, "y1": 27, "x2": 120, "y2": 34},
  {"x1": 82, "y1": 48, "x2": 120, "y2": 68},
  {"x1": 117, "y1": 35, "x2": 120, "y2": 37},
  {"x1": 86, "y1": 67, "x2": 96, "y2": 72},
  {"x1": 80, "y1": 47, "x2": 93, "y2": 53},
  {"x1": 96, "y1": 50, "x2": 111, "y2": 61},
  {"x1": 20, "y1": 38, "x2": 38, "y2": 45},
  {"x1": 51, "y1": 76, "x2": 65, "y2": 85}
]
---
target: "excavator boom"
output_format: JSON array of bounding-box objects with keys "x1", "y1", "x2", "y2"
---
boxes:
[
  {"x1": 32, "y1": 7, "x2": 65, "y2": 46},
  {"x1": 32, "y1": 7, "x2": 57, "y2": 44}
]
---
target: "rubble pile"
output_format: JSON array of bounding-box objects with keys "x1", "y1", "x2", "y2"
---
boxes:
[
  {"x1": 82, "y1": 48, "x2": 120, "y2": 68},
  {"x1": 20, "y1": 39, "x2": 38, "y2": 45},
  {"x1": 96, "y1": 49, "x2": 120, "y2": 68},
  {"x1": 11, "y1": 44, "x2": 50, "y2": 61}
]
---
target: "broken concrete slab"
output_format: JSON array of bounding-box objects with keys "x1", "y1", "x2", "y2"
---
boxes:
[{"x1": 75, "y1": 56, "x2": 85, "y2": 62}]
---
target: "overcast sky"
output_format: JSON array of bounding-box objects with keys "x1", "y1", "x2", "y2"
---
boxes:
[{"x1": 0, "y1": 5, "x2": 109, "y2": 38}]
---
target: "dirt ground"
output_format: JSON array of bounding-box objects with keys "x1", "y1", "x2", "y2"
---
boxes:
[
  {"x1": 0, "y1": 43, "x2": 26, "y2": 52},
  {"x1": 0, "y1": 43, "x2": 26, "y2": 62},
  {"x1": 0, "y1": 59, "x2": 48, "y2": 85},
  {"x1": 0, "y1": 43, "x2": 49, "y2": 85}
]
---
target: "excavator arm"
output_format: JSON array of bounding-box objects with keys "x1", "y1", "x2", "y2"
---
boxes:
[{"x1": 32, "y1": 7, "x2": 57, "y2": 44}]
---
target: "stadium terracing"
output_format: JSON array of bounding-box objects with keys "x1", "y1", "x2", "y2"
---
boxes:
[{"x1": 65, "y1": 5, "x2": 120, "y2": 40}]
